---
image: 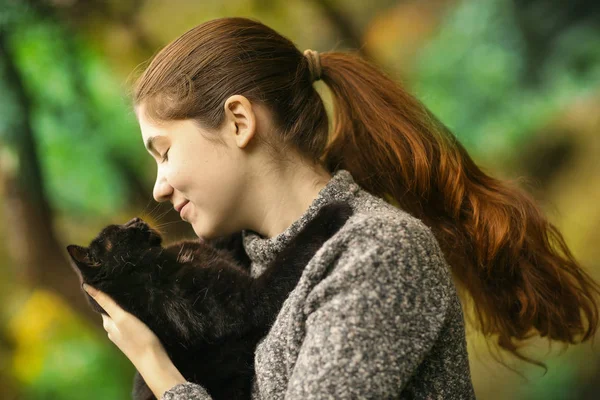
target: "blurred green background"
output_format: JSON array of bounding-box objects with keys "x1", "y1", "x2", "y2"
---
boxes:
[{"x1": 1, "y1": 0, "x2": 599, "y2": 398}]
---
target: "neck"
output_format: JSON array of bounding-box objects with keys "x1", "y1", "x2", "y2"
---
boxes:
[{"x1": 242, "y1": 160, "x2": 332, "y2": 239}]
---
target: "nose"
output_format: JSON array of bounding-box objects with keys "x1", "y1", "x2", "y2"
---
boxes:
[
  {"x1": 153, "y1": 167, "x2": 173, "y2": 202},
  {"x1": 126, "y1": 217, "x2": 143, "y2": 226}
]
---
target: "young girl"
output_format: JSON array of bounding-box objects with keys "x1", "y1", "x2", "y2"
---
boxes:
[{"x1": 83, "y1": 17, "x2": 600, "y2": 399}]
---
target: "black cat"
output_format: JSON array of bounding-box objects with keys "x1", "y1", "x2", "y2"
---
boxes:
[{"x1": 66, "y1": 201, "x2": 353, "y2": 399}]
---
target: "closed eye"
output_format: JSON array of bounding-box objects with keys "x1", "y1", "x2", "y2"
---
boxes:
[{"x1": 161, "y1": 148, "x2": 170, "y2": 162}]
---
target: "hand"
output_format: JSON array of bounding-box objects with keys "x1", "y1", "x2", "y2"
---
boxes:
[
  {"x1": 82, "y1": 283, "x2": 163, "y2": 368},
  {"x1": 83, "y1": 284, "x2": 188, "y2": 398}
]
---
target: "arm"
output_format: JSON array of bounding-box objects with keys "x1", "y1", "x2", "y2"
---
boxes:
[
  {"x1": 82, "y1": 284, "x2": 214, "y2": 400},
  {"x1": 137, "y1": 347, "x2": 190, "y2": 399},
  {"x1": 285, "y1": 223, "x2": 451, "y2": 398},
  {"x1": 131, "y1": 344, "x2": 213, "y2": 400},
  {"x1": 149, "y1": 347, "x2": 212, "y2": 400}
]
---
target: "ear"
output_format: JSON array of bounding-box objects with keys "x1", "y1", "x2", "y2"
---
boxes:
[
  {"x1": 67, "y1": 245, "x2": 91, "y2": 264},
  {"x1": 66, "y1": 245, "x2": 98, "y2": 284},
  {"x1": 224, "y1": 94, "x2": 256, "y2": 149},
  {"x1": 66, "y1": 245, "x2": 100, "y2": 273}
]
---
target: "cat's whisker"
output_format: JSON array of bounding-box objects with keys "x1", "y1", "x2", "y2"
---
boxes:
[
  {"x1": 151, "y1": 221, "x2": 184, "y2": 236},
  {"x1": 156, "y1": 219, "x2": 185, "y2": 226},
  {"x1": 152, "y1": 221, "x2": 180, "y2": 232},
  {"x1": 155, "y1": 218, "x2": 179, "y2": 225},
  {"x1": 147, "y1": 205, "x2": 165, "y2": 221},
  {"x1": 138, "y1": 196, "x2": 157, "y2": 216},
  {"x1": 144, "y1": 200, "x2": 168, "y2": 221},
  {"x1": 136, "y1": 201, "x2": 162, "y2": 226},
  {"x1": 153, "y1": 206, "x2": 173, "y2": 223},
  {"x1": 154, "y1": 220, "x2": 185, "y2": 229},
  {"x1": 144, "y1": 200, "x2": 162, "y2": 219}
]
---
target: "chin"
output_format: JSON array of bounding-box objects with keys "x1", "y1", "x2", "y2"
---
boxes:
[
  {"x1": 192, "y1": 221, "x2": 218, "y2": 242},
  {"x1": 191, "y1": 223, "x2": 207, "y2": 241}
]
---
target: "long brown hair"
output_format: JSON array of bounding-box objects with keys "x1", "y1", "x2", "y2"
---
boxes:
[{"x1": 132, "y1": 17, "x2": 600, "y2": 367}]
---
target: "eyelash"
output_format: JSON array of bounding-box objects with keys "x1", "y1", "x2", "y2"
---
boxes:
[{"x1": 161, "y1": 149, "x2": 170, "y2": 162}]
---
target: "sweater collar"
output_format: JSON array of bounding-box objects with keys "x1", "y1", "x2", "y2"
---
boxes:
[{"x1": 241, "y1": 169, "x2": 359, "y2": 270}]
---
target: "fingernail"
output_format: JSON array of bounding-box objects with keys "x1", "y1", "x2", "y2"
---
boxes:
[{"x1": 83, "y1": 283, "x2": 96, "y2": 296}]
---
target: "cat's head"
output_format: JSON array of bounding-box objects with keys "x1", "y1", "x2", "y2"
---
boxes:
[{"x1": 66, "y1": 217, "x2": 163, "y2": 288}]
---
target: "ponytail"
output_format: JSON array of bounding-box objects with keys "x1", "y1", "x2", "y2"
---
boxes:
[{"x1": 318, "y1": 50, "x2": 600, "y2": 367}]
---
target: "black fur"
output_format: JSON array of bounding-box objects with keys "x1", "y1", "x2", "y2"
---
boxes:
[{"x1": 66, "y1": 201, "x2": 353, "y2": 399}]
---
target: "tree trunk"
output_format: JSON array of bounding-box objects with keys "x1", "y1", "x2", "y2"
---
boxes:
[{"x1": 0, "y1": 31, "x2": 100, "y2": 327}]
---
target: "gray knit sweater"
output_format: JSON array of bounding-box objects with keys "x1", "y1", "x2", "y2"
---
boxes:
[{"x1": 161, "y1": 169, "x2": 476, "y2": 399}]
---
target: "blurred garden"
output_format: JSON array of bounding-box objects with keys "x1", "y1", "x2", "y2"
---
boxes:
[{"x1": 0, "y1": 0, "x2": 599, "y2": 398}]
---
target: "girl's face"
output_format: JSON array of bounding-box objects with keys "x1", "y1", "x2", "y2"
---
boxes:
[{"x1": 136, "y1": 104, "x2": 249, "y2": 240}]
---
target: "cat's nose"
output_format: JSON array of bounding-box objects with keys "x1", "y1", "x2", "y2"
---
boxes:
[{"x1": 126, "y1": 217, "x2": 143, "y2": 226}]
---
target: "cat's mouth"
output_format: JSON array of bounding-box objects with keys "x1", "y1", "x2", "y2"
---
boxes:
[{"x1": 148, "y1": 228, "x2": 162, "y2": 246}]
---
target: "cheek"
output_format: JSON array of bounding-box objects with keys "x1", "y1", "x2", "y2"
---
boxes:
[
  {"x1": 167, "y1": 142, "x2": 240, "y2": 206},
  {"x1": 163, "y1": 160, "x2": 190, "y2": 190}
]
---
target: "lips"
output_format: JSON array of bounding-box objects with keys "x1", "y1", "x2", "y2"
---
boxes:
[{"x1": 175, "y1": 200, "x2": 189, "y2": 214}]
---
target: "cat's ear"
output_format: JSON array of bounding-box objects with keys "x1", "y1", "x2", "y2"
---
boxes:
[
  {"x1": 67, "y1": 245, "x2": 90, "y2": 263},
  {"x1": 66, "y1": 245, "x2": 100, "y2": 269},
  {"x1": 66, "y1": 245, "x2": 98, "y2": 284}
]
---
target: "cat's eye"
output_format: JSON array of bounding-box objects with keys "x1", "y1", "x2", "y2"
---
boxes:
[{"x1": 87, "y1": 251, "x2": 101, "y2": 267}]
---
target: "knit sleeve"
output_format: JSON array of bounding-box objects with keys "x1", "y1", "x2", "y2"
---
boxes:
[
  {"x1": 160, "y1": 382, "x2": 212, "y2": 400},
  {"x1": 285, "y1": 221, "x2": 452, "y2": 398}
]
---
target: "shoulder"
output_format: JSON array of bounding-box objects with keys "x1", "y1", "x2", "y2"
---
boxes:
[
  {"x1": 335, "y1": 187, "x2": 443, "y2": 255},
  {"x1": 345, "y1": 205, "x2": 438, "y2": 248},
  {"x1": 305, "y1": 202, "x2": 453, "y2": 314},
  {"x1": 335, "y1": 199, "x2": 448, "y2": 278}
]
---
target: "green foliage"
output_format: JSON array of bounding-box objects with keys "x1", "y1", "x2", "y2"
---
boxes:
[
  {"x1": 412, "y1": 0, "x2": 600, "y2": 159},
  {"x1": 21, "y1": 336, "x2": 136, "y2": 400},
  {"x1": 6, "y1": 289, "x2": 136, "y2": 400},
  {"x1": 5, "y1": 7, "x2": 147, "y2": 217}
]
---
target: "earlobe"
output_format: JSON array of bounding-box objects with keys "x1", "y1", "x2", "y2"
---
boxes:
[{"x1": 236, "y1": 125, "x2": 255, "y2": 149}]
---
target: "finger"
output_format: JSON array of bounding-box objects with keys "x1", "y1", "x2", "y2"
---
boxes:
[
  {"x1": 84, "y1": 284, "x2": 122, "y2": 319},
  {"x1": 101, "y1": 315, "x2": 117, "y2": 344},
  {"x1": 101, "y1": 314, "x2": 115, "y2": 332}
]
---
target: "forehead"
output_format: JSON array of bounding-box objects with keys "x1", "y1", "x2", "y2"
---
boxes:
[
  {"x1": 135, "y1": 104, "x2": 216, "y2": 152},
  {"x1": 137, "y1": 106, "x2": 167, "y2": 141}
]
